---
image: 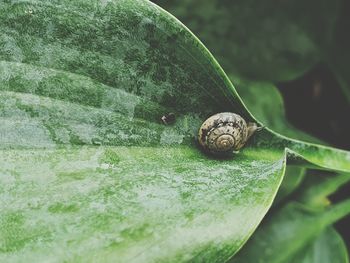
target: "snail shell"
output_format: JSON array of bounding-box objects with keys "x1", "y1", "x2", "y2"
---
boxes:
[{"x1": 198, "y1": 112, "x2": 259, "y2": 154}]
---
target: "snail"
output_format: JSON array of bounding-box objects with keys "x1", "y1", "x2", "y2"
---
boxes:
[{"x1": 198, "y1": 112, "x2": 261, "y2": 155}]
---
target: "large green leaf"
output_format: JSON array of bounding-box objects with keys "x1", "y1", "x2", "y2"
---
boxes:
[
  {"x1": 0, "y1": 146, "x2": 286, "y2": 262},
  {"x1": 0, "y1": 0, "x2": 349, "y2": 262}
]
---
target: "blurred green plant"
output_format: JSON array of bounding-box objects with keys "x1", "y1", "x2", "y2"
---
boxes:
[
  {"x1": 327, "y1": 0, "x2": 350, "y2": 102},
  {"x1": 153, "y1": 0, "x2": 341, "y2": 82}
]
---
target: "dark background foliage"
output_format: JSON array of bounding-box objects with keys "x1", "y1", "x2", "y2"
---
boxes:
[{"x1": 279, "y1": 65, "x2": 350, "y2": 247}]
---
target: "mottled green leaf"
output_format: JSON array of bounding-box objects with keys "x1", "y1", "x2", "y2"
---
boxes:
[
  {"x1": 0, "y1": 146, "x2": 286, "y2": 262},
  {"x1": 0, "y1": 0, "x2": 286, "y2": 261}
]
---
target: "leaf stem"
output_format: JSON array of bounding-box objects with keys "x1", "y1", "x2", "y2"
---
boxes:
[
  {"x1": 322, "y1": 198, "x2": 350, "y2": 226},
  {"x1": 298, "y1": 173, "x2": 350, "y2": 207}
]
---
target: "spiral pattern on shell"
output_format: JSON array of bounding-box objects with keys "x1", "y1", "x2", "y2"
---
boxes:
[{"x1": 198, "y1": 112, "x2": 250, "y2": 154}]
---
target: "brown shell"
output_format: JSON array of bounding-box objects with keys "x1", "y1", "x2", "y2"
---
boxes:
[{"x1": 198, "y1": 112, "x2": 257, "y2": 154}]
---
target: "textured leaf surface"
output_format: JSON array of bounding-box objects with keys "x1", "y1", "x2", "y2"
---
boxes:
[
  {"x1": 0, "y1": 147, "x2": 285, "y2": 262},
  {"x1": 0, "y1": 0, "x2": 349, "y2": 262}
]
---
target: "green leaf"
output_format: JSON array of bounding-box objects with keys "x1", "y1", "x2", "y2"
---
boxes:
[
  {"x1": 153, "y1": 0, "x2": 340, "y2": 82},
  {"x1": 230, "y1": 200, "x2": 350, "y2": 263},
  {"x1": 0, "y1": 146, "x2": 286, "y2": 262},
  {"x1": 0, "y1": 0, "x2": 349, "y2": 262},
  {"x1": 229, "y1": 171, "x2": 350, "y2": 263},
  {"x1": 289, "y1": 227, "x2": 349, "y2": 263},
  {"x1": 0, "y1": 0, "x2": 286, "y2": 261},
  {"x1": 296, "y1": 173, "x2": 350, "y2": 208},
  {"x1": 274, "y1": 166, "x2": 306, "y2": 205}
]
